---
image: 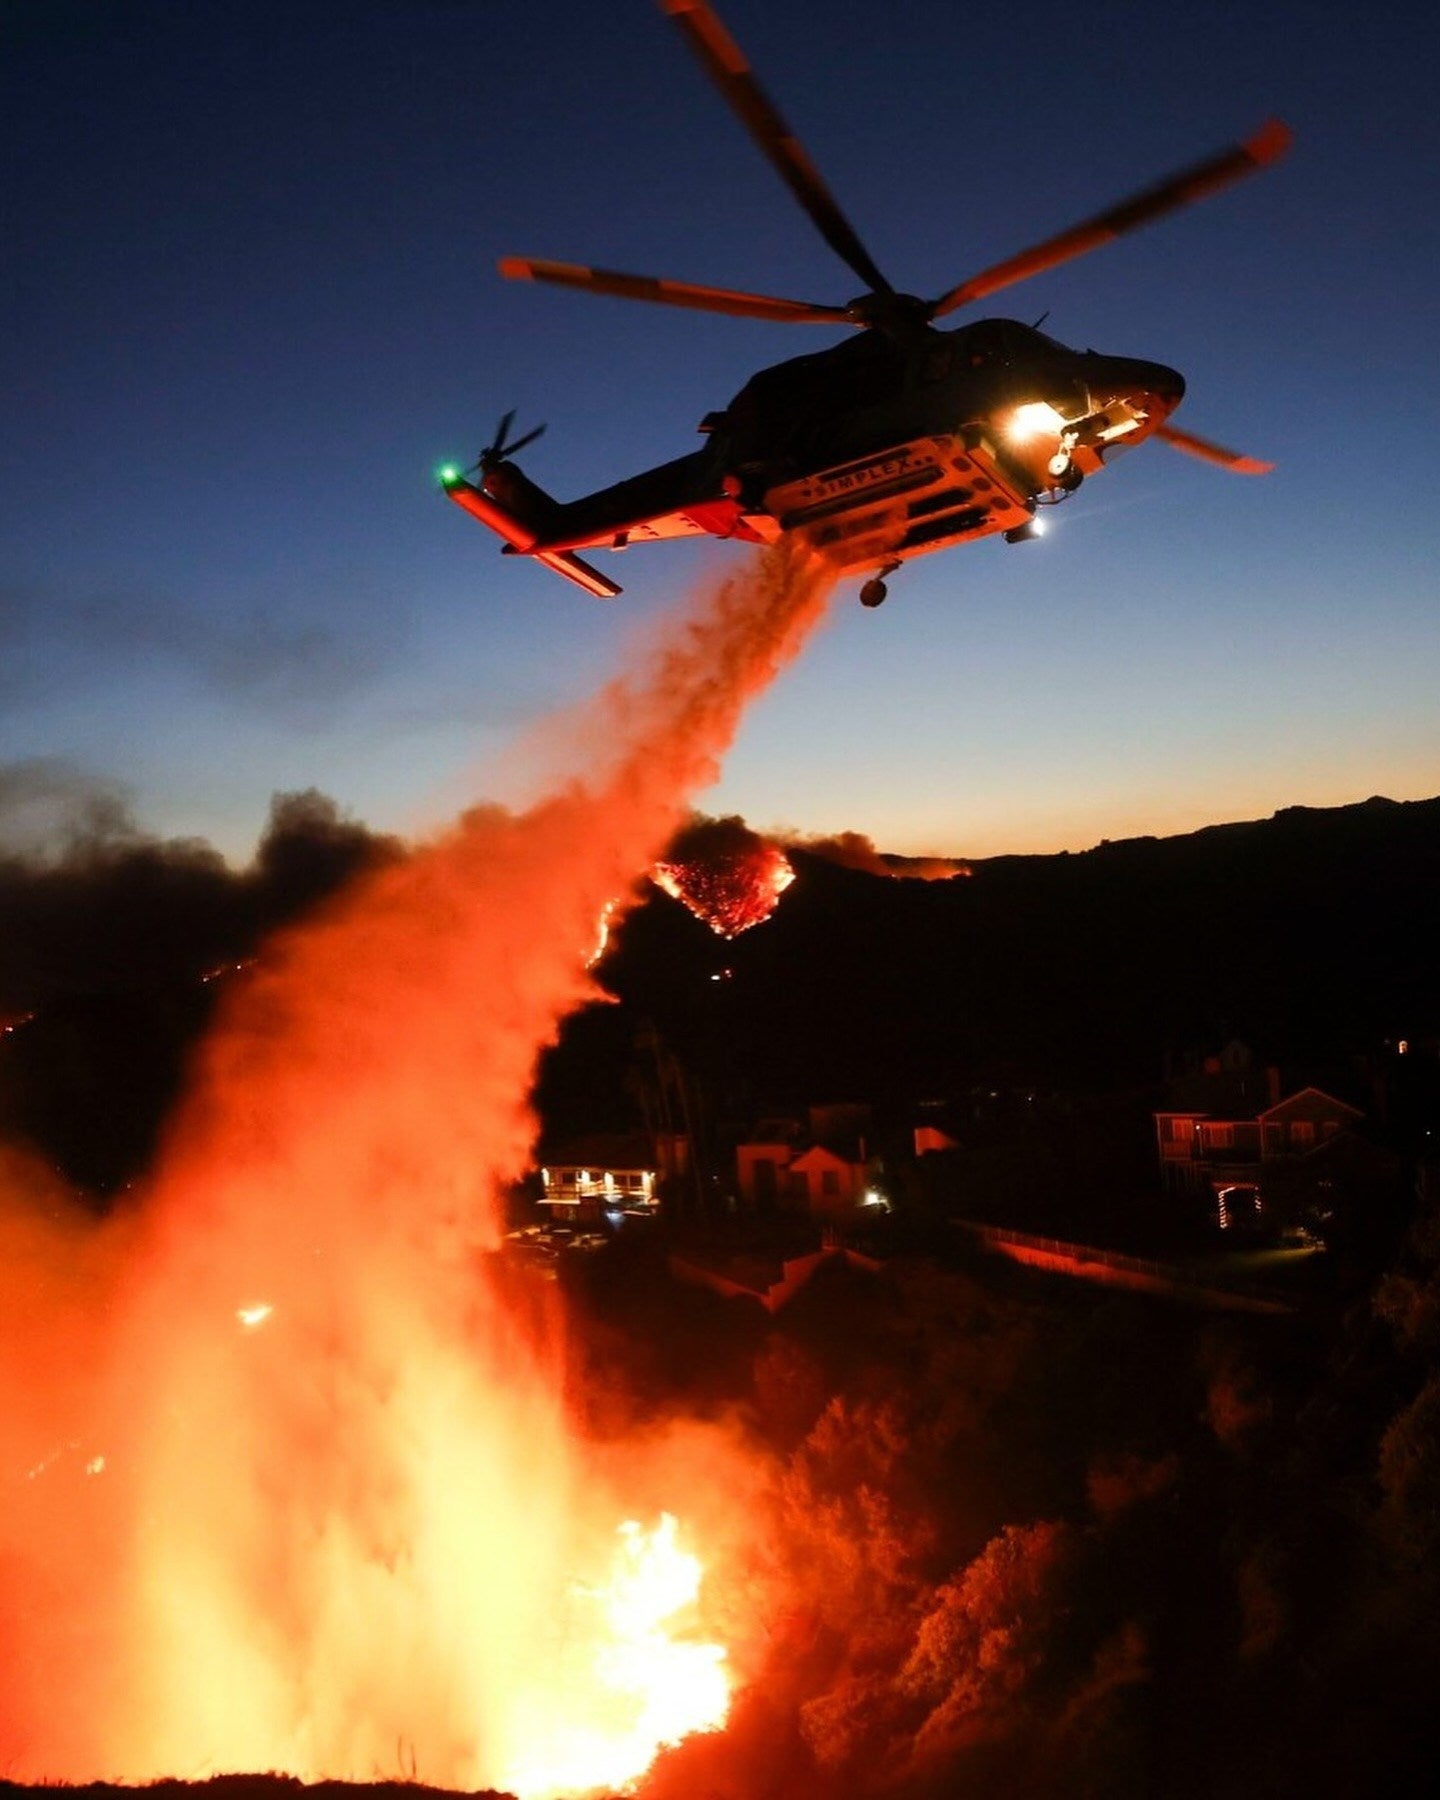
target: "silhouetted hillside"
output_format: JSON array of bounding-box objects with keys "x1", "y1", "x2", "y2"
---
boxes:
[
  {"x1": 0, "y1": 790, "x2": 402, "y2": 1192},
  {"x1": 3, "y1": 794, "x2": 1437, "y2": 1191},
  {"x1": 587, "y1": 794, "x2": 1440, "y2": 1117}
]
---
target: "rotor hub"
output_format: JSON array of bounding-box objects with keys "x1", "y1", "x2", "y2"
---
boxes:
[{"x1": 843, "y1": 291, "x2": 933, "y2": 334}]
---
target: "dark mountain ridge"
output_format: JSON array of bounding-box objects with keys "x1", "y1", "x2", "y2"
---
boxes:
[
  {"x1": 592, "y1": 793, "x2": 1440, "y2": 1118},
  {"x1": 3, "y1": 794, "x2": 1436, "y2": 1192}
]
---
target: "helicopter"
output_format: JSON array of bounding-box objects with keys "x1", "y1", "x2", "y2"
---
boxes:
[{"x1": 441, "y1": 0, "x2": 1289, "y2": 607}]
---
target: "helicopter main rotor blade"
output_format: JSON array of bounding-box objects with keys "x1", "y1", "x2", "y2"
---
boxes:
[
  {"x1": 1154, "y1": 422, "x2": 1274, "y2": 475},
  {"x1": 499, "y1": 255, "x2": 851, "y2": 325},
  {"x1": 658, "y1": 0, "x2": 894, "y2": 298},
  {"x1": 928, "y1": 120, "x2": 1291, "y2": 318}
]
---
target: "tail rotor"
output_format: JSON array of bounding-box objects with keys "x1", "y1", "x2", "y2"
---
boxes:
[{"x1": 474, "y1": 409, "x2": 547, "y2": 474}]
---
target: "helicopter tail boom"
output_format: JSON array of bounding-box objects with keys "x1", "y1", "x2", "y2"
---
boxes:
[{"x1": 442, "y1": 470, "x2": 622, "y2": 599}]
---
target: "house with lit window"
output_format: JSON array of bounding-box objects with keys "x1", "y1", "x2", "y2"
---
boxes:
[
  {"x1": 734, "y1": 1104, "x2": 889, "y2": 1222},
  {"x1": 536, "y1": 1132, "x2": 663, "y2": 1224},
  {"x1": 1155, "y1": 1086, "x2": 1366, "y2": 1231}
]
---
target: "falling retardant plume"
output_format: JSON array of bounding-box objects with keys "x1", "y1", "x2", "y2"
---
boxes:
[
  {"x1": 652, "y1": 814, "x2": 795, "y2": 938},
  {"x1": 0, "y1": 540, "x2": 835, "y2": 1796}
]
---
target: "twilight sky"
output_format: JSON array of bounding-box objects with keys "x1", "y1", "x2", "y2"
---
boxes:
[{"x1": 4, "y1": 0, "x2": 1438, "y2": 864}]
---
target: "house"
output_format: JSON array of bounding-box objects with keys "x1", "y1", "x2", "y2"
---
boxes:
[
  {"x1": 1155, "y1": 1085, "x2": 1367, "y2": 1231},
  {"x1": 536, "y1": 1131, "x2": 676, "y2": 1224},
  {"x1": 734, "y1": 1103, "x2": 888, "y2": 1222},
  {"x1": 787, "y1": 1142, "x2": 874, "y2": 1218},
  {"x1": 735, "y1": 1117, "x2": 804, "y2": 1211}
]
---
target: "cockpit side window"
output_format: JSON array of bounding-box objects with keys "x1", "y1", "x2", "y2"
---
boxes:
[{"x1": 951, "y1": 320, "x2": 1022, "y2": 367}]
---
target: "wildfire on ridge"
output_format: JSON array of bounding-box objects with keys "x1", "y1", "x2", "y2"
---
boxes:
[
  {"x1": 648, "y1": 814, "x2": 967, "y2": 946},
  {"x1": 653, "y1": 815, "x2": 795, "y2": 939}
]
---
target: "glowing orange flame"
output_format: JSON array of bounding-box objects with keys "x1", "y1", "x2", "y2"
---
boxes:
[
  {"x1": 497, "y1": 1514, "x2": 730, "y2": 1800},
  {"x1": 587, "y1": 897, "x2": 620, "y2": 968},
  {"x1": 653, "y1": 818, "x2": 796, "y2": 938}
]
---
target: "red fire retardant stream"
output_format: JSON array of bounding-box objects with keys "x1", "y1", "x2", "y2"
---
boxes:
[{"x1": 0, "y1": 543, "x2": 835, "y2": 1795}]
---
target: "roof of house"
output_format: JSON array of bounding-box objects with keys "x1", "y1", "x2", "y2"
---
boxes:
[
  {"x1": 537, "y1": 1131, "x2": 655, "y2": 1172},
  {"x1": 1258, "y1": 1086, "x2": 1363, "y2": 1125},
  {"x1": 1156, "y1": 1085, "x2": 1365, "y2": 1129},
  {"x1": 789, "y1": 1142, "x2": 862, "y2": 1174}
]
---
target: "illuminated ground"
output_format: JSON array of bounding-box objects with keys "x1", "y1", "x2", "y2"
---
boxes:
[{"x1": 0, "y1": 1783, "x2": 514, "y2": 1800}]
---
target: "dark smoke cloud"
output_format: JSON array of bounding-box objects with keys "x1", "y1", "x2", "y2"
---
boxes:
[
  {"x1": 198, "y1": 615, "x2": 389, "y2": 725},
  {"x1": 0, "y1": 784, "x2": 403, "y2": 1190},
  {"x1": 1, "y1": 573, "x2": 401, "y2": 727},
  {"x1": 0, "y1": 758, "x2": 142, "y2": 863},
  {"x1": 659, "y1": 813, "x2": 772, "y2": 869},
  {"x1": 0, "y1": 778, "x2": 403, "y2": 1006},
  {"x1": 249, "y1": 786, "x2": 405, "y2": 918},
  {"x1": 781, "y1": 827, "x2": 969, "y2": 881},
  {"x1": 658, "y1": 815, "x2": 966, "y2": 886}
]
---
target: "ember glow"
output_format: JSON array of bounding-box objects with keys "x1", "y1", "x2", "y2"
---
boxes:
[
  {"x1": 588, "y1": 896, "x2": 620, "y2": 968},
  {"x1": 0, "y1": 542, "x2": 834, "y2": 1792},
  {"x1": 653, "y1": 816, "x2": 796, "y2": 938}
]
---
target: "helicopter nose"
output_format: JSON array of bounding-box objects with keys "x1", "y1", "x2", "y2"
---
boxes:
[
  {"x1": 1137, "y1": 359, "x2": 1185, "y2": 408},
  {"x1": 1083, "y1": 353, "x2": 1184, "y2": 421},
  {"x1": 1116, "y1": 357, "x2": 1184, "y2": 411}
]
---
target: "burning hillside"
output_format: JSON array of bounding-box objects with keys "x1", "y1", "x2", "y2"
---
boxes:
[
  {"x1": 653, "y1": 815, "x2": 795, "y2": 938},
  {"x1": 648, "y1": 815, "x2": 968, "y2": 944}
]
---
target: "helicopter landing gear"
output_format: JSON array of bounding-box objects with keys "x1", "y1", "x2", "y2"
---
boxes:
[
  {"x1": 860, "y1": 560, "x2": 901, "y2": 608},
  {"x1": 1048, "y1": 460, "x2": 1084, "y2": 492},
  {"x1": 1047, "y1": 431, "x2": 1085, "y2": 492}
]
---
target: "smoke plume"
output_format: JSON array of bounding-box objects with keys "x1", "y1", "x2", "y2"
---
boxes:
[
  {"x1": 782, "y1": 828, "x2": 968, "y2": 881},
  {"x1": 0, "y1": 757, "x2": 143, "y2": 865},
  {"x1": 0, "y1": 542, "x2": 835, "y2": 1791}
]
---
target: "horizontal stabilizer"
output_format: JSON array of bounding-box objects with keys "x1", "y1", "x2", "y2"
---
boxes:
[
  {"x1": 525, "y1": 546, "x2": 623, "y2": 599},
  {"x1": 442, "y1": 472, "x2": 622, "y2": 598}
]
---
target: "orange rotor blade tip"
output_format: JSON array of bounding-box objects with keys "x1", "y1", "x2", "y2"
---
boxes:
[{"x1": 1247, "y1": 119, "x2": 1293, "y2": 165}]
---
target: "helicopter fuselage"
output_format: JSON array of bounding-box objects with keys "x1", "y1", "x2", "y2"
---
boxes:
[
  {"x1": 447, "y1": 1, "x2": 1280, "y2": 600},
  {"x1": 449, "y1": 316, "x2": 1185, "y2": 588}
]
